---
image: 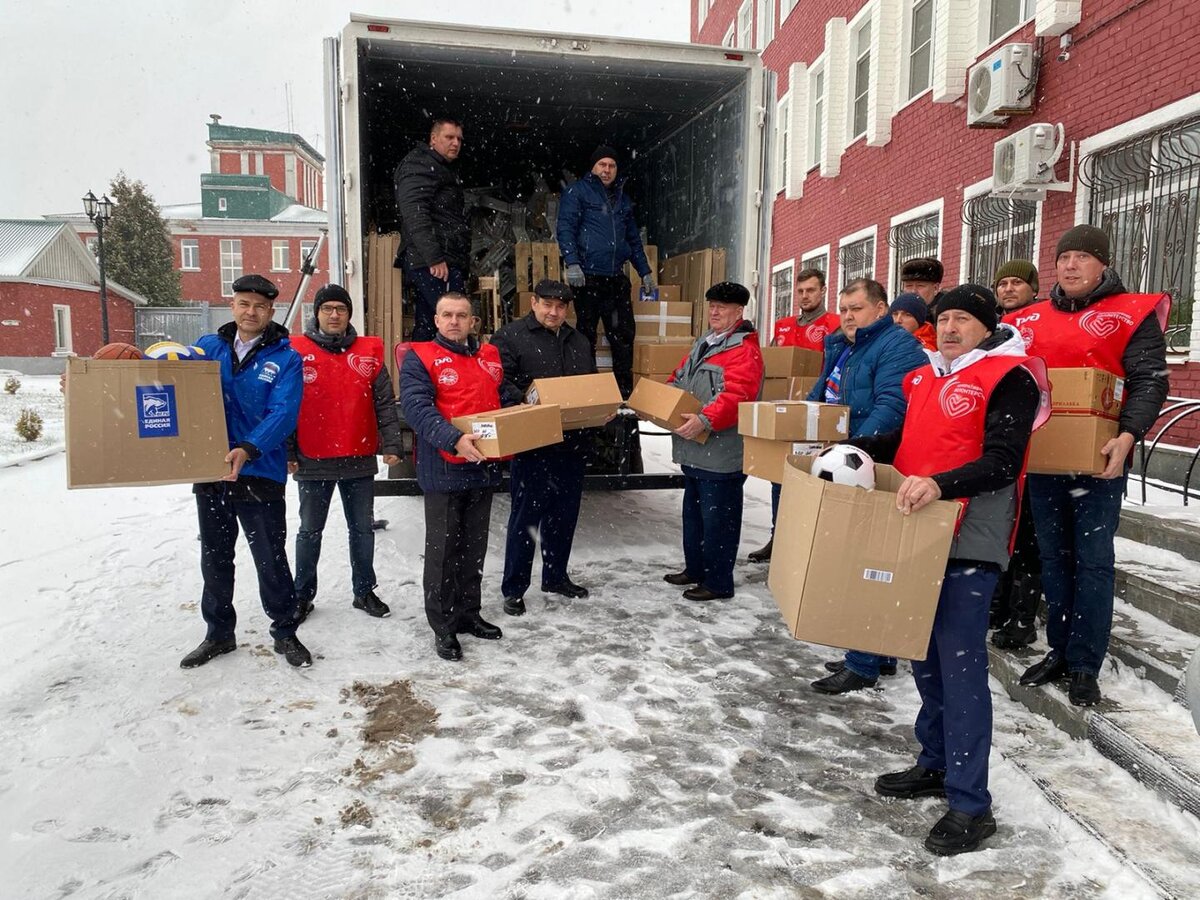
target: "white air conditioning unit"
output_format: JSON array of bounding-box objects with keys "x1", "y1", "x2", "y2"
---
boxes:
[
  {"x1": 967, "y1": 43, "x2": 1034, "y2": 127},
  {"x1": 993, "y1": 123, "x2": 1066, "y2": 194}
]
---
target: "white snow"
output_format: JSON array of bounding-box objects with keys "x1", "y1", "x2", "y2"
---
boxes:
[{"x1": 0, "y1": 373, "x2": 64, "y2": 465}]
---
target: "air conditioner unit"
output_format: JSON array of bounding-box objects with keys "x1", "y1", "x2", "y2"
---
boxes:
[
  {"x1": 993, "y1": 123, "x2": 1066, "y2": 194},
  {"x1": 967, "y1": 43, "x2": 1034, "y2": 127}
]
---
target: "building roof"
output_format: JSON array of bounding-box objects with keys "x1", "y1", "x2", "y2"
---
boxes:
[
  {"x1": 0, "y1": 220, "x2": 66, "y2": 276},
  {"x1": 49, "y1": 202, "x2": 327, "y2": 226},
  {"x1": 207, "y1": 122, "x2": 324, "y2": 164},
  {"x1": 0, "y1": 219, "x2": 149, "y2": 305}
]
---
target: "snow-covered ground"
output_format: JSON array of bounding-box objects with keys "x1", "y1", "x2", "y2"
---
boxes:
[
  {"x1": 0, "y1": 373, "x2": 65, "y2": 465},
  {"x1": 1, "y1": 436, "x2": 1195, "y2": 898}
]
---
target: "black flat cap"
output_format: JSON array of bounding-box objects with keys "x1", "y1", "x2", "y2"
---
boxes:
[
  {"x1": 705, "y1": 282, "x2": 751, "y2": 305},
  {"x1": 231, "y1": 274, "x2": 279, "y2": 300},
  {"x1": 533, "y1": 278, "x2": 573, "y2": 301}
]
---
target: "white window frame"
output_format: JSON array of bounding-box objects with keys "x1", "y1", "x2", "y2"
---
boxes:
[
  {"x1": 85, "y1": 236, "x2": 99, "y2": 259},
  {"x1": 837, "y1": 225, "x2": 878, "y2": 288},
  {"x1": 808, "y1": 59, "x2": 827, "y2": 173},
  {"x1": 771, "y1": 259, "x2": 796, "y2": 324},
  {"x1": 698, "y1": 0, "x2": 707, "y2": 28},
  {"x1": 52, "y1": 304, "x2": 72, "y2": 355},
  {"x1": 800, "y1": 244, "x2": 832, "y2": 312},
  {"x1": 958, "y1": 177, "x2": 1043, "y2": 288},
  {"x1": 978, "y1": 0, "x2": 1036, "y2": 51},
  {"x1": 887, "y1": 198, "x2": 945, "y2": 296},
  {"x1": 775, "y1": 93, "x2": 791, "y2": 194},
  {"x1": 781, "y1": 0, "x2": 800, "y2": 24},
  {"x1": 180, "y1": 239, "x2": 200, "y2": 271},
  {"x1": 271, "y1": 240, "x2": 291, "y2": 273},
  {"x1": 722, "y1": 23, "x2": 736, "y2": 47},
  {"x1": 300, "y1": 239, "x2": 319, "y2": 271},
  {"x1": 847, "y1": 7, "x2": 874, "y2": 145},
  {"x1": 901, "y1": 0, "x2": 936, "y2": 108},
  {"x1": 217, "y1": 197, "x2": 228, "y2": 212},
  {"x1": 220, "y1": 239, "x2": 243, "y2": 298},
  {"x1": 758, "y1": 0, "x2": 775, "y2": 49},
  {"x1": 737, "y1": 0, "x2": 753, "y2": 48},
  {"x1": 239, "y1": 151, "x2": 249, "y2": 174}
]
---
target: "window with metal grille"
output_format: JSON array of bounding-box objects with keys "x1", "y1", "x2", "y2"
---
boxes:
[
  {"x1": 772, "y1": 263, "x2": 794, "y2": 323},
  {"x1": 1080, "y1": 115, "x2": 1200, "y2": 350},
  {"x1": 961, "y1": 195, "x2": 1038, "y2": 288},
  {"x1": 888, "y1": 212, "x2": 941, "y2": 295},
  {"x1": 839, "y1": 236, "x2": 875, "y2": 287}
]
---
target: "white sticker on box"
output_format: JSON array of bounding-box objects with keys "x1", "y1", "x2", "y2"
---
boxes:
[
  {"x1": 775, "y1": 405, "x2": 788, "y2": 413},
  {"x1": 1114, "y1": 378, "x2": 1125, "y2": 404},
  {"x1": 790, "y1": 442, "x2": 823, "y2": 456},
  {"x1": 836, "y1": 411, "x2": 848, "y2": 434},
  {"x1": 472, "y1": 421, "x2": 497, "y2": 439},
  {"x1": 863, "y1": 568, "x2": 894, "y2": 584}
]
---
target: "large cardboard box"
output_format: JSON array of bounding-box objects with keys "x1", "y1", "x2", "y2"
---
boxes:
[
  {"x1": 1046, "y1": 367, "x2": 1124, "y2": 416},
  {"x1": 768, "y1": 455, "x2": 959, "y2": 660},
  {"x1": 761, "y1": 346, "x2": 824, "y2": 378},
  {"x1": 633, "y1": 373, "x2": 671, "y2": 388},
  {"x1": 526, "y1": 373, "x2": 622, "y2": 429},
  {"x1": 65, "y1": 358, "x2": 230, "y2": 489},
  {"x1": 738, "y1": 401, "x2": 849, "y2": 442},
  {"x1": 626, "y1": 377, "x2": 708, "y2": 443},
  {"x1": 759, "y1": 375, "x2": 817, "y2": 402},
  {"x1": 1026, "y1": 367, "x2": 1125, "y2": 475},
  {"x1": 451, "y1": 404, "x2": 564, "y2": 458},
  {"x1": 788, "y1": 376, "x2": 818, "y2": 400},
  {"x1": 634, "y1": 301, "x2": 694, "y2": 338},
  {"x1": 742, "y1": 436, "x2": 824, "y2": 483},
  {"x1": 634, "y1": 338, "x2": 692, "y2": 375}
]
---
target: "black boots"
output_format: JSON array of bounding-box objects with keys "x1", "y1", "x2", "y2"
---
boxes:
[
  {"x1": 1019, "y1": 651, "x2": 1068, "y2": 686},
  {"x1": 992, "y1": 572, "x2": 1041, "y2": 648},
  {"x1": 503, "y1": 597, "x2": 526, "y2": 616},
  {"x1": 435, "y1": 633, "x2": 463, "y2": 661},
  {"x1": 1069, "y1": 672, "x2": 1102, "y2": 706},
  {"x1": 924, "y1": 809, "x2": 997, "y2": 855},
  {"x1": 748, "y1": 540, "x2": 773, "y2": 563},
  {"x1": 683, "y1": 586, "x2": 734, "y2": 601},
  {"x1": 180, "y1": 638, "x2": 237, "y2": 669},
  {"x1": 824, "y1": 658, "x2": 898, "y2": 677},
  {"x1": 542, "y1": 579, "x2": 589, "y2": 599},
  {"x1": 874, "y1": 765, "x2": 946, "y2": 799},
  {"x1": 663, "y1": 571, "x2": 698, "y2": 586},
  {"x1": 457, "y1": 613, "x2": 503, "y2": 640},
  {"x1": 811, "y1": 668, "x2": 877, "y2": 694},
  {"x1": 353, "y1": 589, "x2": 391, "y2": 618},
  {"x1": 273, "y1": 636, "x2": 313, "y2": 668}
]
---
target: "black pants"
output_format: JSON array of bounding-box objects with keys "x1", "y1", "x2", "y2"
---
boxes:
[
  {"x1": 574, "y1": 273, "x2": 635, "y2": 398},
  {"x1": 501, "y1": 450, "x2": 586, "y2": 598},
  {"x1": 423, "y1": 488, "x2": 494, "y2": 635},
  {"x1": 195, "y1": 480, "x2": 298, "y2": 642},
  {"x1": 990, "y1": 484, "x2": 1042, "y2": 629}
]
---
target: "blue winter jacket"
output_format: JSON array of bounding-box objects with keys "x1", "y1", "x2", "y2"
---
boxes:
[
  {"x1": 194, "y1": 321, "x2": 302, "y2": 484},
  {"x1": 805, "y1": 316, "x2": 927, "y2": 438},
  {"x1": 556, "y1": 173, "x2": 651, "y2": 277}
]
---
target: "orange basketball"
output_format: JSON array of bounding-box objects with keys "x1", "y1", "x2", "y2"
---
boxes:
[{"x1": 93, "y1": 342, "x2": 145, "y2": 360}]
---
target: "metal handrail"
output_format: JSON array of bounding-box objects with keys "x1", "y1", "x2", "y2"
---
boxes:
[{"x1": 1137, "y1": 396, "x2": 1200, "y2": 504}]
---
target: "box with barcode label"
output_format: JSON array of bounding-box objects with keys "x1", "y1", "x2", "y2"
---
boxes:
[
  {"x1": 767, "y1": 454, "x2": 958, "y2": 660},
  {"x1": 451, "y1": 404, "x2": 563, "y2": 458},
  {"x1": 737, "y1": 400, "x2": 848, "y2": 442}
]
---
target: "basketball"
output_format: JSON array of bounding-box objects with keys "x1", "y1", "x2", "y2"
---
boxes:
[{"x1": 92, "y1": 342, "x2": 145, "y2": 360}]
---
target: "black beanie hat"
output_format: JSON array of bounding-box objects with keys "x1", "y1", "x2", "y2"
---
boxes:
[
  {"x1": 314, "y1": 283, "x2": 353, "y2": 315},
  {"x1": 589, "y1": 144, "x2": 619, "y2": 169},
  {"x1": 900, "y1": 257, "x2": 944, "y2": 284},
  {"x1": 1056, "y1": 224, "x2": 1111, "y2": 265},
  {"x1": 934, "y1": 284, "x2": 998, "y2": 333},
  {"x1": 705, "y1": 282, "x2": 751, "y2": 305}
]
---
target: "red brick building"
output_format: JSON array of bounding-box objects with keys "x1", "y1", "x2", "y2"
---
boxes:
[{"x1": 695, "y1": 0, "x2": 1200, "y2": 440}]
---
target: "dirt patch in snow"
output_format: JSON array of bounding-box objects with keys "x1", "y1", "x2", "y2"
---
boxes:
[{"x1": 341, "y1": 680, "x2": 439, "y2": 786}]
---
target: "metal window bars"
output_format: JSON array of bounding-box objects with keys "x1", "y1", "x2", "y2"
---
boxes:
[
  {"x1": 886, "y1": 213, "x2": 941, "y2": 293},
  {"x1": 960, "y1": 194, "x2": 1038, "y2": 286},
  {"x1": 838, "y1": 237, "x2": 875, "y2": 287}
]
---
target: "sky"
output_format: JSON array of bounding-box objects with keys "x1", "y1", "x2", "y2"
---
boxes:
[{"x1": 0, "y1": 0, "x2": 688, "y2": 219}]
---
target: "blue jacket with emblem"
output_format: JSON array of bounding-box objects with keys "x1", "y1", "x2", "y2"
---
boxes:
[
  {"x1": 805, "y1": 316, "x2": 927, "y2": 438},
  {"x1": 556, "y1": 173, "x2": 651, "y2": 277},
  {"x1": 194, "y1": 321, "x2": 302, "y2": 484}
]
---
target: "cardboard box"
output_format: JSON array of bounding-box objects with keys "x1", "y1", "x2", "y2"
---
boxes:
[
  {"x1": 1027, "y1": 414, "x2": 1120, "y2": 475},
  {"x1": 634, "y1": 301, "x2": 694, "y2": 338},
  {"x1": 738, "y1": 401, "x2": 849, "y2": 442},
  {"x1": 626, "y1": 377, "x2": 708, "y2": 443},
  {"x1": 633, "y1": 373, "x2": 671, "y2": 388},
  {"x1": 742, "y1": 436, "x2": 825, "y2": 483},
  {"x1": 788, "y1": 376, "x2": 818, "y2": 400},
  {"x1": 451, "y1": 404, "x2": 564, "y2": 458},
  {"x1": 1046, "y1": 367, "x2": 1124, "y2": 416},
  {"x1": 65, "y1": 358, "x2": 230, "y2": 489},
  {"x1": 761, "y1": 346, "x2": 824, "y2": 378},
  {"x1": 526, "y1": 373, "x2": 622, "y2": 430},
  {"x1": 760, "y1": 378, "x2": 790, "y2": 401},
  {"x1": 768, "y1": 455, "x2": 959, "y2": 660},
  {"x1": 634, "y1": 338, "x2": 692, "y2": 375}
]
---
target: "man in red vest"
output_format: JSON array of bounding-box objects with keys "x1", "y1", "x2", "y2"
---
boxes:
[
  {"x1": 399, "y1": 292, "x2": 506, "y2": 661},
  {"x1": 289, "y1": 284, "x2": 402, "y2": 624},
  {"x1": 849, "y1": 285, "x2": 1049, "y2": 855},
  {"x1": 1007, "y1": 225, "x2": 1169, "y2": 706},
  {"x1": 771, "y1": 267, "x2": 839, "y2": 350}
]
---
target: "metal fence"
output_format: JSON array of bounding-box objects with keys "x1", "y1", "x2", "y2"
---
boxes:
[{"x1": 135, "y1": 303, "x2": 312, "y2": 349}]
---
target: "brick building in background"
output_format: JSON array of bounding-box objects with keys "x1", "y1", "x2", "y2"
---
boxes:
[{"x1": 695, "y1": 0, "x2": 1200, "y2": 443}]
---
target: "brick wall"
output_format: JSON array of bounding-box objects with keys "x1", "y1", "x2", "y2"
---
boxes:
[{"x1": 0, "y1": 282, "x2": 136, "y2": 358}]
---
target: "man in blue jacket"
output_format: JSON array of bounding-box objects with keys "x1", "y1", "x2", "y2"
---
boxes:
[
  {"x1": 806, "y1": 277, "x2": 928, "y2": 694},
  {"x1": 557, "y1": 145, "x2": 654, "y2": 398},
  {"x1": 180, "y1": 274, "x2": 311, "y2": 670}
]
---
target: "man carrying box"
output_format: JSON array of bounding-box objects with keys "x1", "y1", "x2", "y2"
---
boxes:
[
  {"x1": 1007, "y1": 225, "x2": 1168, "y2": 706},
  {"x1": 180, "y1": 274, "x2": 312, "y2": 670},
  {"x1": 771, "y1": 267, "x2": 840, "y2": 350},
  {"x1": 663, "y1": 282, "x2": 764, "y2": 601},
  {"x1": 288, "y1": 284, "x2": 403, "y2": 624},
  {"x1": 850, "y1": 285, "x2": 1048, "y2": 855},
  {"x1": 400, "y1": 292, "x2": 506, "y2": 661},
  {"x1": 491, "y1": 279, "x2": 596, "y2": 615}
]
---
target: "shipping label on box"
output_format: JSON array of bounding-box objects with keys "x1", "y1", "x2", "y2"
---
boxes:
[
  {"x1": 767, "y1": 455, "x2": 958, "y2": 660},
  {"x1": 451, "y1": 404, "x2": 564, "y2": 458},
  {"x1": 66, "y1": 358, "x2": 230, "y2": 489},
  {"x1": 634, "y1": 339, "x2": 692, "y2": 375},
  {"x1": 1046, "y1": 367, "x2": 1124, "y2": 417},
  {"x1": 527, "y1": 372, "x2": 622, "y2": 430},
  {"x1": 627, "y1": 377, "x2": 708, "y2": 444},
  {"x1": 742, "y1": 436, "x2": 824, "y2": 483},
  {"x1": 634, "y1": 301, "x2": 694, "y2": 338},
  {"x1": 1026, "y1": 414, "x2": 1119, "y2": 475},
  {"x1": 761, "y1": 346, "x2": 825, "y2": 378},
  {"x1": 738, "y1": 401, "x2": 849, "y2": 442}
]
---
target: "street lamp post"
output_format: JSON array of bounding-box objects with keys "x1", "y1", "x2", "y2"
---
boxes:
[{"x1": 83, "y1": 190, "x2": 114, "y2": 345}]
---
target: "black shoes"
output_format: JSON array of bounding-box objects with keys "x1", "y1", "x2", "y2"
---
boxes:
[
  {"x1": 542, "y1": 579, "x2": 589, "y2": 599},
  {"x1": 180, "y1": 638, "x2": 237, "y2": 669},
  {"x1": 991, "y1": 620, "x2": 1036, "y2": 649},
  {"x1": 874, "y1": 765, "x2": 946, "y2": 799},
  {"x1": 1019, "y1": 651, "x2": 1068, "y2": 686},
  {"x1": 503, "y1": 597, "x2": 526, "y2": 617},
  {"x1": 273, "y1": 635, "x2": 313, "y2": 668},
  {"x1": 296, "y1": 599, "x2": 315, "y2": 626},
  {"x1": 811, "y1": 668, "x2": 877, "y2": 694},
  {"x1": 353, "y1": 589, "x2": 391, "y2": 618},
  {"x1": 435, "y1": 633, "x2": 463, "y2": 661},
  {"x1": 824, "y1": 658, "x2": 898, "y2": 677},
  {"x1": 924, "y1": 809, "x2": 997, "y2": 856},
  {"x1": 457, "y1": 613, "x2": 503, "y2": 640},
  {"x1": 748, "y1": 540, "x2": 773, "y2": 563},
  {"x1": 1069, "y1": 671, "x2": 1102, "y2": 706},
  {"x1": 683, "y1": 586, "x2": 734, "y2": 601},
  {"x1": 663, "y1": 571, "x2": 699, "y2": 586}
]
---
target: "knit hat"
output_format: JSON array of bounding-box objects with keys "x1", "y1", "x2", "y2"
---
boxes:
[
  {"x1": 993, "y1": 259, "x2": 1039, "y2": 294},
  {"x1": 1056, "y1": 224, "x2": 1111, "y2": 265},
  {"x1": 900, "y1": 257, "x2": 944, "y2": 284},
  {"x1": 934, "y1": 284, "x2": 998, "y2": 332},
  {"x1": 889, "y1": 292, "x2": 928, "y2": 327},
  {"x1": 231, "y1": 274, "x2": 279, "y2": 300},
  {"x1": 533, "y1": 278, "x2": 573, "y2": 302},
  {"x1": 705, "y1": 281, "x2": 751, "y2": 305},
  {"x1": 314, "y1": 283, "x2": 352, "y2": 315},
  {"x1": 589, "y1": 144, "x2": 619, "y2": 169}
]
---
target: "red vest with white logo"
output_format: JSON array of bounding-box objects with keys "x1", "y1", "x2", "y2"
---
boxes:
[
  {"x1": 409, "y1": 341, "x2": 504, "y2": 464},
  {"x1": 773, "y1": 312, "x2": 840, "y2": 351},
  {"x1": 291, "y1": 334, "x2": 383, "y2": 459},
  {"x1": 1003, "y1": 293, "x2": 1170, "y2": 375}
]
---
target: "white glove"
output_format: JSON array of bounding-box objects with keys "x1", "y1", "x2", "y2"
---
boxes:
[{"x1": 566, "y1": 264, "x2": 587, "y2": 288}]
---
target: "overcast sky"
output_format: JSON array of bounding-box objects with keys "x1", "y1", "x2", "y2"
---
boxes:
[{"x1": 1, "y1": 0, "x2": 688, "y2": 219}]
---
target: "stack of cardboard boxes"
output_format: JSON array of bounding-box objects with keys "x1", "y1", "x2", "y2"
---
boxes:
[
  {"x1": 737, "y1": 400, "x2": 849, "y2": 483},
  {"x1": 760, "y1": 347, "x2": 824, "y2": 401},
  {"x1": 1028, "y1": 367, "x2": 1124, "y2": 475}
]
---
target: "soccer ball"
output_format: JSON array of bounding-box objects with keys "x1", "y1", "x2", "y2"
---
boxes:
[
  {"x1": 145, "y1": 341, "x2": 205, "y2": 360},
  {"x1": 810, "y1": 445, "x2": 875, "y2": 490}
]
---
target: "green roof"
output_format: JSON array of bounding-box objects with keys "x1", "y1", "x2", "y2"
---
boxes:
[{"x1": 207, "y1": 122, "x2": 324, "y2": 163}]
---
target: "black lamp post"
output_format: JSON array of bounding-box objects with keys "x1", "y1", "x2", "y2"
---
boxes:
[{"x1": 82, "y1": 190, "x2": 114, "y2": 344}]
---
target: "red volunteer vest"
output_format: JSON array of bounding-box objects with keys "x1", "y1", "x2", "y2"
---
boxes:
[
  {"x1": 1003, "y1": 293, "x2": 1170, "y2": 375},
  {"x1": 409, "y1": 341, "x2": 504, "y2": 464},
  {"x1": 292, "y1": 334, "x2": 384, "y2": 459},
  {"x1": 773, "y1": 312, "x2": 840, "y2": 350},
  {"x1": 893, "y1": 354, "x2": 1050, "y2": 546}
]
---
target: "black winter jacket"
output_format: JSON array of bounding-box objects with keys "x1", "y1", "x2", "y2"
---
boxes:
[{"x1": 393, "y1": 144, "x2": 469, "y2": 271}]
